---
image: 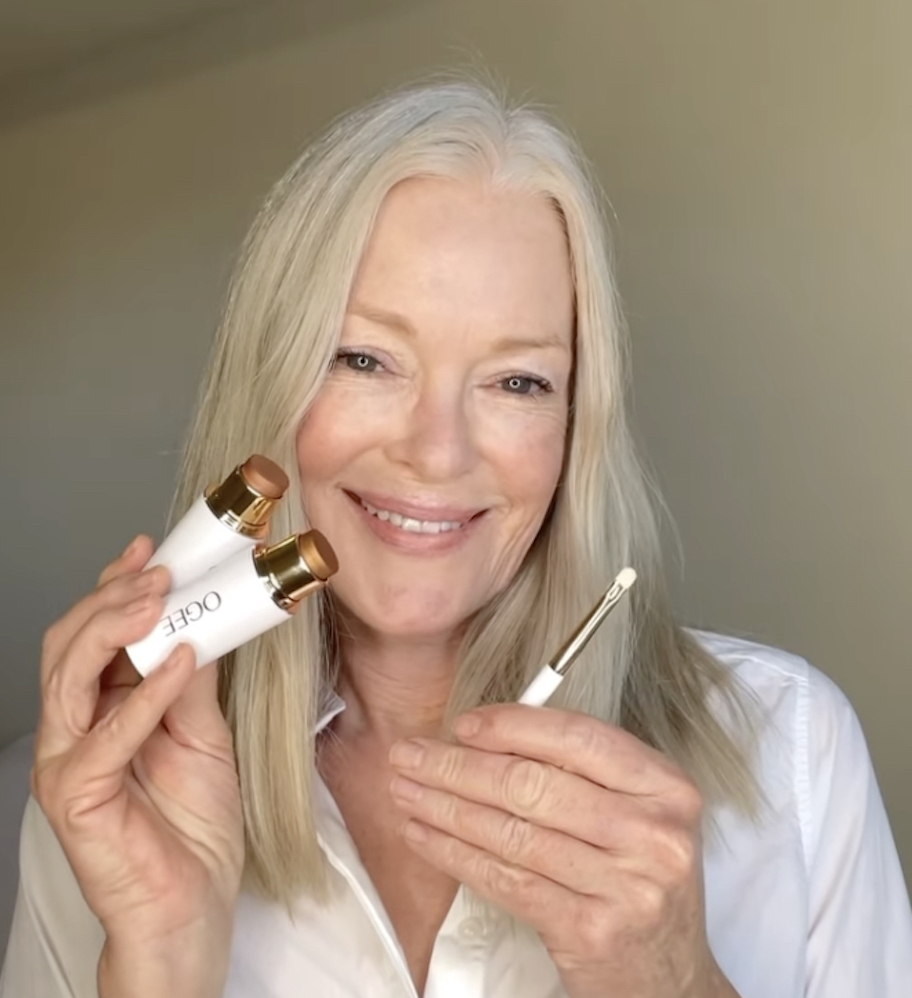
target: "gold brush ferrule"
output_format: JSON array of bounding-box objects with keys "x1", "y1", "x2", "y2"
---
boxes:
[
  {"x1": 204, "y1": 455, "x2": 290, "y2": 538},
  {"x1": 254, "y1": 530, "x2": 339, "y2": 611},
  {"x1": 548, "y1": 572, "x2": 636, "y2": 677}
]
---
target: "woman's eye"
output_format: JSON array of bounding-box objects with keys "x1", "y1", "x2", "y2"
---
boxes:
[
  {"x1": 336, "y1": 351, "x2": 382, "y2": 373},
  {"x1": 499, "y1": 374, "x2": 551, "y2": 396}
]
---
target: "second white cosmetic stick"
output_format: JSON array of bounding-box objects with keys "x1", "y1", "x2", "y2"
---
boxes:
[{"x1": 127, "y1": 530, "x2": 337, "y2": 676}]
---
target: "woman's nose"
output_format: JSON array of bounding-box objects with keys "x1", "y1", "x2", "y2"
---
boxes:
[{"x1": 386, "y1": 382, "x2": 478, "y2": 483}]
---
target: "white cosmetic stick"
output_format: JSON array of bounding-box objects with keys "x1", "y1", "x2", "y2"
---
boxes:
[
  {"x1": 148, "y1": 455, "x2": 289, "y2": 591},
  {"x1": 518, "y1": 567, "x2": 637, "y2": 706},
  {"x1": 127, "y1": 530, "x2": 337, "y2": 677}
]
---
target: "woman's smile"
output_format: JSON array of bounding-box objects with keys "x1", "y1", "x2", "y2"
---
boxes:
[{"x1": 343, "y1": 488, "x2": 488, "y2": 554}]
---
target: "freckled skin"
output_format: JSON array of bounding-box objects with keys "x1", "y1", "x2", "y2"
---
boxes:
[{"x1": 296, "y1": 176, "x2": 574, "y2": 640}]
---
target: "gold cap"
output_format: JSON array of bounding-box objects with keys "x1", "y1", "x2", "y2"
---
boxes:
[
  {"x1": 253, "y1": 530, "x2": 338, "y2": 611},
  {"x1": 204, "y1": 455, "x2": 290, "y2": 538}
]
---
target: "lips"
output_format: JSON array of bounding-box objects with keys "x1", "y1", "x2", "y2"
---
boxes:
[
  {"x1": 358, "y1": 498, "x2": 464, "y2": 534},
  {"x1": 343, "y1": 489, "x2": 486, "y2": 536}
]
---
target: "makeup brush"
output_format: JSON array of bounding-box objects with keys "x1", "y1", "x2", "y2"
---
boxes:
[{"x1": 518, "y1": 567, "x2": 637, "y2": 706}]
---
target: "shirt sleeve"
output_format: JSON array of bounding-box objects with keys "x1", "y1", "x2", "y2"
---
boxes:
[
  {"x1": 0, "y1": 797, "x2": 105, "y2": 998},
  {"x1": 804, "y1": 667, "x2": 912, "y2": 995}
]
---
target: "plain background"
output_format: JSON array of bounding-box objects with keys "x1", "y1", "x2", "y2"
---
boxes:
[{"x1": 1, "y1": 0, "x2": 909, "y2": 893}]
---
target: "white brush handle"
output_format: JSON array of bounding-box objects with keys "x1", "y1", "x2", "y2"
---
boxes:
[{"x1": 517, "y1": 665, "x2": 564, "y2": 707}]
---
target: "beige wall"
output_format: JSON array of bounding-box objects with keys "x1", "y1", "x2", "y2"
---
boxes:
[{"x1": 1, "y1": 0, "x2": 909, "y2": 889}]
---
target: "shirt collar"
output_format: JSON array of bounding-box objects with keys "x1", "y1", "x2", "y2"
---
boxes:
[
  {"x1": 310, "y1": 687, "x2": 416, "y2": 987},
  {"x1": 315, "y1": 688, "x2": 346, "y2": 734}
]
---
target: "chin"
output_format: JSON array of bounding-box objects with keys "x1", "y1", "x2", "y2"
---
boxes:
[{"x1": 329, "y1": 577, "x2": 481, "y2": 643}]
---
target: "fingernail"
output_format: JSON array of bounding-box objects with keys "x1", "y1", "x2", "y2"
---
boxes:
[
  {"x1": 453, "y1": 712, "x2": 482, "y2": 739},
  {"x1": 121, "y1": 536, "x2": 139, "y2": 558},
  {"x1": 160, "y1": 644, "x2": 189, "y2": 670},
  {"x1": 389, "y1": 740, "x2": 425, "y2": 769},
  {"x1": 390, "y1": 776, "x2": 422, "y2": 802}
]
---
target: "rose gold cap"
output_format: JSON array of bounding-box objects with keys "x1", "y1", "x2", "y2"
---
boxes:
[
  {"x1": 204, "y1": 454, "x2": 289, "y2": 537},
  {"x1": 253, "y1": 530, "x2": 338, "y2": 610},
  {"x1": 297, "y1": 530, "x2": 338, "y2": 581},
  {"x1": 239, "y1": 455, "x2": 289, "y2": 500}
]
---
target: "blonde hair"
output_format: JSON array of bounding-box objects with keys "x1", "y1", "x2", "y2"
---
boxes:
[{"x1": 174, "y1": 76, "x2": 761, "y2": 904}]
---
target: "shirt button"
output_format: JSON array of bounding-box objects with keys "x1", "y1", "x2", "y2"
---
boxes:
[{"x1": 457, "y1": 916, "x2": 488, "y2": 943}]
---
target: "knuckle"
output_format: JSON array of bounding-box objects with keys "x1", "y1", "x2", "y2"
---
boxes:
[
  {"x1": 437, "y1": 789, "x2": 460, "y2": 828},
  {"x1": 560, "y1": 716, "x2": 602, "y2": 759},
  {"x1": 630, "y1": 813, "x2": 698, "y2": 885},
  {"x1": 437, "y1": 746, "x2": 466, "y2": 785},
  {"x1": 57, "y1": 792, "x2": 84, "y2": 838},
  {"x1": 572, "y1": 901, "x2": 616, "y2": 954},
  {"x1": 656, "y1": 826, "x2": 697, "y2": 881},
  {"x1": 93, "y1": 702, "x2": 128, "y2": 746},
  {"x1": 43, "y1": 662, "x2": 67, "y2": 706},
  {"x1": 58, "y1": 791, "x2": 97, "y2": 841},
  {"x1": 33, "y1": 758, "x2": 83, "y2": 835},
  {"x1": 83, "y1": 609, "x2": 124, "y2": 663},
  {"x1": 501, "y1": 757, "x2": 549, "y2": 813},
  {"x1": 483, "y1": 857, "x2": 531, "y2": 900},
  {"x1": 631, "y1": 875, "x2": 667, "y2": 925},
  {"x1": 498, "y1": 814, "x2": 535, "y2": 864}
]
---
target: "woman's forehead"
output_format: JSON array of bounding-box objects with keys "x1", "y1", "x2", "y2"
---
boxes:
[{"x1": 349, "y1": 176, "x2": 574, "y2": 340}]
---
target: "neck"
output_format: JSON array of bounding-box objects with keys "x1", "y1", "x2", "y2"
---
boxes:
[{"x1": 332, "y1": 618, "x2": 462, "y2": 746}]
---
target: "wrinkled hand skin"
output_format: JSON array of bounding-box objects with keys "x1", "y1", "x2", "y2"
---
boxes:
[
  {"x1": 32, "y1": 536, "x2": 245, "y2": 998},
  {"x1": 389, "y1": 704, "x2": 742, "y2": 998}
]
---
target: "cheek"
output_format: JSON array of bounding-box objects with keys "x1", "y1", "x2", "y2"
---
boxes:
[
  {"x1": 295, "y1": 396, "x2": 362, "y2": 525},
  {"x1": 478, "y1": 415, "x2": 565, "y2": 593},
  {"x1": 295, "y1": 407, "x2": 336, "y2": 494},
  {"x1": 490, "y1": 410, "x2": 567, "y2": 510},
  {"x1": 295, "y1": 384, "x2": 381, "y2": 483}
]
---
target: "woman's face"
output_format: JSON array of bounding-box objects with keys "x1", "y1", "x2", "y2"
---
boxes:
[{"x1": 296, "y1": 176, "x2": 574, "y2": 642}]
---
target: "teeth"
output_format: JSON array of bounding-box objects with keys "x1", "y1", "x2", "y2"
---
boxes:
[{"x1": 360, "y1": 498, "x2": 465, "y2": 534}]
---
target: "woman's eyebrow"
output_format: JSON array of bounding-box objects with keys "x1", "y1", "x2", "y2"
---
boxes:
[
  {"x1": 489, "y1": 334, "x2": 571, "y2": 355},
  {"x1": 348, "y1": 302, "x2": 570, "y2": 354},
  {"x1": 348, "y1": 303, "x2": 417, "y2": 338}
]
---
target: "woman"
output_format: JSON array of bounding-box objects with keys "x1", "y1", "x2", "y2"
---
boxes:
[{"x1": 2, "y1": 79, "x2": 910, "y2": 998}]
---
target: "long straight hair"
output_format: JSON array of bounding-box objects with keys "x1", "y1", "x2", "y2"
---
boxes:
[{"x1": 173, "y1": 77, "x2": 761, "y2": 904}]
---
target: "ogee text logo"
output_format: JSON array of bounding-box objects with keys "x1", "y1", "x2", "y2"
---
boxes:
[{"x1": 161, "y1": 591, "x2": 223, "y2": 636}]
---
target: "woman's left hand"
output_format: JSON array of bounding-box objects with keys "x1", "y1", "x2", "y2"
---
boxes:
[{"x1": 389, "y1": 704, "x2": 738, "y2": 998}]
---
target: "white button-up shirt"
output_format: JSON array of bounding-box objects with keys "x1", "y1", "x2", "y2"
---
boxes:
[{"x1": 2, "y1": 633, "x2": 911, "y2": 997}]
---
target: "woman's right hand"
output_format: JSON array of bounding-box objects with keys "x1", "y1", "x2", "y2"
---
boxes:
[{"x1": 32, "y1": 535, "x2": 245, "y2": 998}]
